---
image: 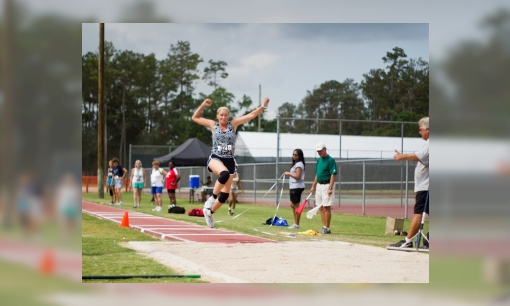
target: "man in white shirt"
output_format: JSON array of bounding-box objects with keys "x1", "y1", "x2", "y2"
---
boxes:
[{"x1": 389, "y1": 117, "x2": 429, "y2": 248}]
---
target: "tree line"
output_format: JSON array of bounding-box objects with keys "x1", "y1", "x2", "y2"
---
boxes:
[{"x1": 82, "y1": 42, "x2": 428, "y2": 174}]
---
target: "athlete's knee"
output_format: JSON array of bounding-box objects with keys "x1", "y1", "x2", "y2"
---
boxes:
[
  {"x1": 218, "y1": 192, "x2": 229, "y2": 203},
  {"x1": 218, "y1": 170, "x2": 230, "y2": 184}
]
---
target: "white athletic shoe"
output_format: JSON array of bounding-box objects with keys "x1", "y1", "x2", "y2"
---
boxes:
[
  {"x1": 156, "y1": 206, "x2": 163, "y2": 212},
  {"x1": 152, "y1": 207, "x2": 157, "y2": 211},
  {"x1": 204, "y1": 196, "x2": 215, "y2": 210},
  {"x1": 203, "y1": 208, "x2": 214, "y2": 228},
  {"x1": 288, "y1": 224, "x2": 300, "y2": 229}
]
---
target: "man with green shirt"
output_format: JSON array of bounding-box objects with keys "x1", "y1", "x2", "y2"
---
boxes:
[{"x1": 310, "y1": 143, "x2": 337, "y2": 234}]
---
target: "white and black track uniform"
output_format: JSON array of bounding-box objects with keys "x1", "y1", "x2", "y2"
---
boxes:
[
  {"x1": 208, "y1": 121, "x2": 237, "y2": 174},
  {"x1": 289, "y1": 161, "x2": 305, "y2": 204}
]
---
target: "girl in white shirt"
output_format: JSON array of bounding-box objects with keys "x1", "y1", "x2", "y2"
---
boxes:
[
  {"x1": 150, "y1": 160, "x2": 167, "y2": 212},
  {"x1": 283, "y1": 149, "x2": 306, "y2": 229},
  {"x1": 128, "y1": 160, "x2": 146, "y2": 208}
]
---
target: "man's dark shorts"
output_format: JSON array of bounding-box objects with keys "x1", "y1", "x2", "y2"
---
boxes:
[
  {"x1": 289, "y1": 188, "x2": 305, "y2": 205},
  {"x1": 414, "y1": 190, "x2": 429, "y2": 214}
]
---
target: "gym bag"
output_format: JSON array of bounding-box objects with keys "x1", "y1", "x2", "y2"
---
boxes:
[
  {"x1": 168, "y1": 206, "x2": 186, "y2": 214},
  {"x1": 263, "y1": 216, "x2": 288, "y2": 226},
  {"x1": 188, "y1": 208, "x2": 204, "y2": 217}
]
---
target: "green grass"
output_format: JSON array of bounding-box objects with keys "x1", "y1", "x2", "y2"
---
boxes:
[
  {"x1": 404, "y1": 256, "x2": 509, "y2": 302},
  {"x1": 82, "y1": 213, "x2": 206, "y2": 283},
  {"x1": 0, "y1": 259, "x2": 87, "y2": 305},
  {"x1": 82, "y1": 192, "x2": 428, "y2": 248}
]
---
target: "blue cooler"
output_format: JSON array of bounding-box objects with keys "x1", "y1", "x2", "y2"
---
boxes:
[{"x1": 189, "y1": 175, "x2": 200, "y2": 189}]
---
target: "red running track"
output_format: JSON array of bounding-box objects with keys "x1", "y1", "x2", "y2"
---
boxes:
[{"x1": 82, "y1": 201, "x2": 275, "y2": 244}]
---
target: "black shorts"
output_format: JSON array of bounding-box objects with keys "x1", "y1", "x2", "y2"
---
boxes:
[
  {"x1": 167, "y1": 189, "x2": 176, "y2": 194},
  {"x1": 414, "y1": 191, "x2": 429, "y2": 214},
  {"x1": 207, "y1": 154, "x2": 237, "y2": 175},
  {"x1": 289, "y1": 188, "x2": 305, "y2": 204}
]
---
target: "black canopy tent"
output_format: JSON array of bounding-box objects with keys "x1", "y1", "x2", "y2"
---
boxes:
[{"x1": 153, "y1": 138, "x2": 211, "y2": 166}]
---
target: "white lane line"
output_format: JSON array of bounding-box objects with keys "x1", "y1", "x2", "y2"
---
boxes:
[
  {"x1": 163, "y1": 234, "x2": 245, "y2": 236},
  {"x1": 132, "y1": 228, "x2": 218, "y2": 231},
  {"x1": 129, "y1": 225, "x2": 198, "y2": 227},
  {"x1": 159, "y1": 234, "x2": 192, "y2": 242},
  {"x1": 110, "y1": 216, "x2": 164, "y2": 219}
]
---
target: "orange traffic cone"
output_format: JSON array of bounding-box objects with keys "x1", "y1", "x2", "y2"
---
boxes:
[
  {"x1": 39, "y1": 250, "x2": 55, "y2": 274},
  {"x1": 120, "y1": 211, "x2": 130, "y2": 227}
]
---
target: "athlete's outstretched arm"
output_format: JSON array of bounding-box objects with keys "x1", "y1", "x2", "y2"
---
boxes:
[
  {"x1": 192, "y1": 98, "x2": 216, "y2": 131},
  {"x1": 231, "y1": 97, "x2": 270, "y2": 130}
]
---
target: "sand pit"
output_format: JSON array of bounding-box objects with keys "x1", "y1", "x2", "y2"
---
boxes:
[{"x1": 125, "y1": 240, "x2": 428, "y2": 283}]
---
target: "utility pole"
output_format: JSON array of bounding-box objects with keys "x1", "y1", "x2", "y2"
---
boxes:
[
  {"x1": 258, "y1": 84, "x2": 261, "y2": 132},
  {"x1": 0, "y1": 0, "x2": 17, "y2": 227},
  {"x1": 97, "y1": 23, "x2": 105, "y2": 198},
  {"x1": 120, "y1": 85, "x2": 126, "y2": 167}
]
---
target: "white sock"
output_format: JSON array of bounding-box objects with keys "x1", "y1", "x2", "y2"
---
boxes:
[{"x1": 405, "y1": 237, "x2": 412, "y2": 243}]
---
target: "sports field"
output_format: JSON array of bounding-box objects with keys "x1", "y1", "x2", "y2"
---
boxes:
[{"x1": 82, "y1": 192, "x2": 429, "y2": 283}]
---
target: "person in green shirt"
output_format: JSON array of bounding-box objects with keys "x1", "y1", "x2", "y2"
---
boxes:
[{"x1": 310, "y1": 143, "x2": 337, "y2": 234}]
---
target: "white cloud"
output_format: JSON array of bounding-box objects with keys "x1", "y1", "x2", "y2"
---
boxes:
[{"x1": 224, "y1": 53, "x2": 284, "y2": 93}]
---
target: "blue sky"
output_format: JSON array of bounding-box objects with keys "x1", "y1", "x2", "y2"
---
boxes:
[{"x1": 82, "y1": 23, "x2": 428, "y2": 119}]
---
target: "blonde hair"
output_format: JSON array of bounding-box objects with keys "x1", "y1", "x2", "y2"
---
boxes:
[
  {"x1": 152, "y1": 160, "x2": 160, "y2": 166},
  {"x1": 135, "y1": 160, "x2": 142, "y2": 167},
  {"x1": 418, "y1": 117, "x2": 429, "y2": 129},
  {"x1": 217, "y1": 107, "x2": 230, "y2": 115}
]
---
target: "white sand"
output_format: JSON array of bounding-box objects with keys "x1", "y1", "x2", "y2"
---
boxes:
[{"x1": 125, "y1": 240, "x2": 428, "y2": 283}]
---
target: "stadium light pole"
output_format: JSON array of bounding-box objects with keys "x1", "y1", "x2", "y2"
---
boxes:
[
  {"x1": 258, "y1": 84, "x2": 261, "y2": 132},
  {"x1": 275, "y1": 115, "x2": 280, "y2": 206}
]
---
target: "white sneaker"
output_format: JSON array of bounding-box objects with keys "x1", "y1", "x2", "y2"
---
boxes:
[
  {"x1": 157, "y1": 206, "x2": 163, "y2": 212},
  {"x1": 204, "y1": 196, "x2": 215, "y2": 210},
  {"x1": 203, "y1": 208, "x2": 214, "y2": 228},
  {"x1": 152, "y1": 207, "x2": 157, "y2": 211},
  {"x1": 288, "y1": 224, "x2": 300, "y2": 229}
]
